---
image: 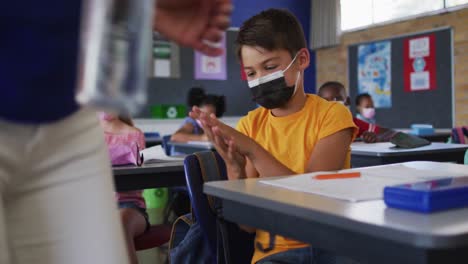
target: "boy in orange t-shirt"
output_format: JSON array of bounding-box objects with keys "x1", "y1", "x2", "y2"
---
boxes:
[{"x1": 191, "y1": 9, "x2": 358, "y2": 264}]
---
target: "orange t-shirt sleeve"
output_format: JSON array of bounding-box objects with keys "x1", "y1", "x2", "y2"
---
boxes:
[
  {"x1": 318, "y1": 103, "x2": 358, "y2": 141},
  {"x1": 236, "y1": 116, "x2": 250, "y2": 136}
]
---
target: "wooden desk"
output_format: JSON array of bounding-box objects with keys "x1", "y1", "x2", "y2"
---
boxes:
[
  {"x1": 204, "y1": 162, "x2": 468, "y2": 264},
  {"x1": 351, "y1": 142, "x2": 468, "y2": 168}
]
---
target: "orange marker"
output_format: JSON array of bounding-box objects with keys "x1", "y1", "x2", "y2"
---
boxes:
[{"x1": 314, "y1": 172, "x2": 361, "y2": 180}]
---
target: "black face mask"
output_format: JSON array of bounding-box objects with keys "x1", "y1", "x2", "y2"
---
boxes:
[
  {"x1": 247, "y1": 54, "x2": 299, "y2": 109},
  {"x1": 250, "y1": 76, "x2": 296, "y2": 109}
]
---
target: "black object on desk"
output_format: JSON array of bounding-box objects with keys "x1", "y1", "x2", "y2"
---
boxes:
[
  {"x1": 144, "y1": 132, "x2": 163, "y2": 147},
  {"x1": 113, "y1": 161, "x2": 185, "y2": 192}
]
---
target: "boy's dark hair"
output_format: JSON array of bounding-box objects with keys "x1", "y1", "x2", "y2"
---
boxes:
[
  {"x1": 236, "y1": 8, "x2": 307, "y2": 60},
  {"x1": 355, "y1": 93, "x2": 372, "y2": 106},
  {"x1": 318, "y1": 81, "x2": 345, "y2": 94},
  {"x1": 187, "y1": 87, "x2": 206, "y2": 108},
  {"x1": 201, "y1": 95, "x2": 226, "y2": 118}
]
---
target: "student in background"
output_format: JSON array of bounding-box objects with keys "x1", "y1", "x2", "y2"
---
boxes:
[
  {"x1": 191, "y1": 9, "x2": 358, "y2": 264},
  {"x1": 318, "y1": 81, "x2": 393, "y2": 143},
  {"x1": 170, "y1": 87, "x2": 226, "y2": 143},
  {"x1": 99, "y1": 112, "x2": 149, "y2": 264},
  {"x1": 355, "y1": 93, "x2": 376, "y2": 124}
]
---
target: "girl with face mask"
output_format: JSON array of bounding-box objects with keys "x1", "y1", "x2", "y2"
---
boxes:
[{"x1": 355, "y1": 93, "x2": 376, "y2": 124}]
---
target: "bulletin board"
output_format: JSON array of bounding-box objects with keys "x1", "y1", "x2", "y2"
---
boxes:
[{"x1": 348, "y1": 27, "x2": 453, "y2": 128}]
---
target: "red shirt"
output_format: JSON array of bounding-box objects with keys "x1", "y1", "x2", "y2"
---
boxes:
[{"x1": 353, "y1": 117, "x2": 380, "y2": 137}]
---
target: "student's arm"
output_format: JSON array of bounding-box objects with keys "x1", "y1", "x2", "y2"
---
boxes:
[
  {"x1": 306, "y1": 128, "x2": 354, "y2": 172},
  {"x1": 170, "y1": 123, "x2": 208, "y2": 142},
  {"x1": 246, "y1": 128, "x2": 353, "y2": 175}
]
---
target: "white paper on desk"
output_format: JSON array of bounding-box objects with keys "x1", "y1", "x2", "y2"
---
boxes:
[
  {"x1": 140, "y1": 146, "x2": 184, "y2": 163},
  {"x1": 260, "y1": 162, "x2": 468, "y2": 202}
]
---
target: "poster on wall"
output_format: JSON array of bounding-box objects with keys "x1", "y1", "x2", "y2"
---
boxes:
[
  {"x1": 194, "y1": 33, "x2": 227, "y2": 80},
  {"x1": 403, "y1": 34, "x2": 436, "y2": 92},
  {"x1": 152, "y1": 32, "x2": 181, "y2": 78},
  {"x1": 358, "y1": 41, "x2": 392, "y2": 108}
]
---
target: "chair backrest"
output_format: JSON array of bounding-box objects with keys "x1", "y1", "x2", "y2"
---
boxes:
[
  {"x1": 161, "y1": 135, "x2": 172, "y2": 156},
  {"x1": 183, "y1": 151, "x2": 254, "y2": 263},
  {"x1": 183, "y1": 151, "x2": 226, "y2": 255}
]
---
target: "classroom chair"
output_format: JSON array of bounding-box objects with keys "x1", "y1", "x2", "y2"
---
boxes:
[
  {"x1": 134, "y1": 224, "x2": 172, "y2": 251},
  {"x1": 161, "y1": 135, "x2": 172, "y2": 156},
  {"x1": 182, "y1": 151, "x2": 254, "y2": 263}
]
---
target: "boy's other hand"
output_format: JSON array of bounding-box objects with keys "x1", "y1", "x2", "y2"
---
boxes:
[{"x1": 154, "y1": 0, "x2": 232, "y2": 56}]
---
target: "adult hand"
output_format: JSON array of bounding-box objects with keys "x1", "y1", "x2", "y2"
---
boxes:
[{"x1": 154, "y1": 0, "x2": 232, "y2": 56}]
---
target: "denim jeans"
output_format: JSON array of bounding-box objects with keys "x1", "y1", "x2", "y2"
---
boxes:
[{"x1": 256, "y1": 246, "x2": 360, "y2": 264}]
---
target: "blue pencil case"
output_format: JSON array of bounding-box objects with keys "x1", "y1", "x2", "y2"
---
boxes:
[{"x1": 384, "y1": 176, "x2": 468, "y2": 213}]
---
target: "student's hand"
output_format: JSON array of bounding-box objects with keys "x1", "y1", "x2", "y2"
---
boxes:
[
  {"x1": 362, "y1": 131, "x2": 378, "y2": 143},
  {"x1": 154, "y1": 0, "x2": 232, "y2": 56},
  {"x1": 190, "y1": 106, "x2": 256, "y2": 157},
  {"x1": 212, "y1": 127, "x2": 247, "y2": 180}
]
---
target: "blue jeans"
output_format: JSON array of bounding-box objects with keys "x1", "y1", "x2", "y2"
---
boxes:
[{"x1": 256, "y1": 247, "x2": 360, "y2": 264}]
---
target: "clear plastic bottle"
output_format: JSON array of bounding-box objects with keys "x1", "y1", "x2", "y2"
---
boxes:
[{"x1": 76, "y1": 0, "x2": 154, "y2": 115}]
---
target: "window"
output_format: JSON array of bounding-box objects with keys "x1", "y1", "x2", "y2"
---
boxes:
[
  {"x1": 373, "y1": 0, "x2": 443, "y2": 24},
  {"x1": 446, "y1": 0, "x2": 468, "y2": 7},
  {"x1": 341, "y1": 0, "x2": 468, "y2": 31},
  {"x1": 340, "y1": 0, "x2": 373, "y2": 31}
]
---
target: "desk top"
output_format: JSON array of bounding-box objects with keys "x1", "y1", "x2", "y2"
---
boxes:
[
  {"x1": 351, "y1": 142, "x2": 468, "y2": 157},
  {"x1": 205, "y1": 171, "x2": 468, "y2": 249}
]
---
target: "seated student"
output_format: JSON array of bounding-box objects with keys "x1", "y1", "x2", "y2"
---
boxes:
[
  {"x1": 99, "y1": 112, "x2": 149, "y2": 264},
  {"x1": 355, "y1": 93, "x2": 376, "y2": 124},
  {"x1": 318, "y1": 81, "x2": 393, "y2": 143},
  {"x1": 171, "y1": 87, "x2": 226, "y2": 143},
  {"x1": 191, "y1": 9, "x2": 359, "y2": 264}
]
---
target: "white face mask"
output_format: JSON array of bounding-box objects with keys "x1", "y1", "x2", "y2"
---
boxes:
[
  {"x1": 247, "y1": 53, "x2": 299, "y2": 89},
  {"x1": 362, "y1": 107, "x2": 376, "y2": 119}
]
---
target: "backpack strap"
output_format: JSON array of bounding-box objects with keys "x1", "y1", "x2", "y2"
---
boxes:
[
  {"x1": 195, "y1": 151, "x2": 224, "y2": 213},
  {"x1": 194, "y1": 151, "x2": 231, "y2": 264}
]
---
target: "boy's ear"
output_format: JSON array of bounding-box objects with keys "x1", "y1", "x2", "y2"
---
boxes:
[{"x1": 297, "y1": 48, "x2": 310, "y2": 70}]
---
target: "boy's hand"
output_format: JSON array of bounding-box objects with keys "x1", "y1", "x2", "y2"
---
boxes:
[
  {"x1": 212, "y1": 128, "x2": 247, "y2": 180},
  {"x1": 154, "y1": 0, "x2": 232, "y2": 56},
  {"x1": 362, "y1": 131, "x2": 377, "y2": 143},
  {"x1": 189, "y1": 107, "x2": 256, "y2": 157}
]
